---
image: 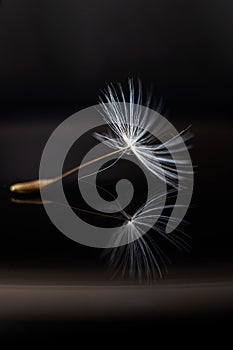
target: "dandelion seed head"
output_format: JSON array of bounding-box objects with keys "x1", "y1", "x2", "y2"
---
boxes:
[{"x1": 95, "y1": 78, "x2": 192, "y2": 189}]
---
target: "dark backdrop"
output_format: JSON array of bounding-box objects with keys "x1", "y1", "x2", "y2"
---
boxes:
[
  {"x1": 0, "y1": 0, "x2": 232, "y2": 264},
  {"x1": 0, "y1": 0, "x2": 233, "y2": 115},
  {"x1": 0, "y1": 0, "x2": 233, "y2": 345}
]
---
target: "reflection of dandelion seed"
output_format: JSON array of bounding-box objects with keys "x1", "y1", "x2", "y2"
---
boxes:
[{"x1": 105, "y1": 189, "x2": 191, "y2": 282}]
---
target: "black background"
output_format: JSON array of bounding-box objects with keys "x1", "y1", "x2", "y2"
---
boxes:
[
  {"x1": 0, "y1": 0, "x2": 233, "y2": 346},
  {"x1": 0, "y1": 0, "x2": 233, "y2": 116}
]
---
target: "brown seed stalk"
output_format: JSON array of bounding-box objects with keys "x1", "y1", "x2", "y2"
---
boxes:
[{"x1": 10, "y1": 145, "x2": 130, "y2": 194}]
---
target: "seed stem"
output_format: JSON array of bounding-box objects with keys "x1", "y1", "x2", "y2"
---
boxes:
[{"x1": 10, "y1": 145, "x2": 130, "y2": 194}]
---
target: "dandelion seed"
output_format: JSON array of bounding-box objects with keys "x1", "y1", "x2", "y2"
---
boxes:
[{"x1": 10, "y1": 78, "x2": 191, "y2": 193}]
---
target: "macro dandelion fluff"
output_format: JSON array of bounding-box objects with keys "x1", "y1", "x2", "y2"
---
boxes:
[{"x1": 95, "y1": 78, "x2": 193, "y2": 189}]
